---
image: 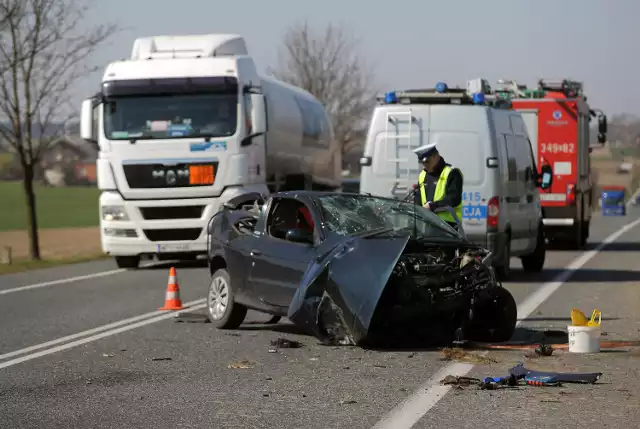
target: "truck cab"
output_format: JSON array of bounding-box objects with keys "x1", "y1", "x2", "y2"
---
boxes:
[{"x1": 79, "y1": 34, "x2": 337, "y2": 269}]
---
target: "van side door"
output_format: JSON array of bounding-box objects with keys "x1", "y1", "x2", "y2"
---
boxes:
[{"x1": 503, "y1": 134, "x2": 528, "y2": 252}]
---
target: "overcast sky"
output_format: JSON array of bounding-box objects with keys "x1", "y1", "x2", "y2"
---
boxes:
[{"x1": 79, "y1": 0, "x2": 636, "y2": 116}]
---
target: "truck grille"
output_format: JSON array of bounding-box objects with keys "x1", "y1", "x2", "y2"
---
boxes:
[
  {"x1": 139, "y1": 206, "x2": 205, "y2": 220},
  {"x1": 143, "y1": 228, "x2": 202, "y2": 242},
  {"x1": 123, "y1": 161, "x2": 219, "y2": 189}
]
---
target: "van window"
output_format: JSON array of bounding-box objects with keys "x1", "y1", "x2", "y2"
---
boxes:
[
  {"x1": 504, "y1": 135, "x2": 519, "y2": 181},
  {"x1": 430, "y1": 132, "x2": 484, "y2": 185}
]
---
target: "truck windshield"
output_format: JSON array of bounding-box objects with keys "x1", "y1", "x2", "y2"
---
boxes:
[{"x1": 103, "y1": 94, "x2": 238, "y2": 140}]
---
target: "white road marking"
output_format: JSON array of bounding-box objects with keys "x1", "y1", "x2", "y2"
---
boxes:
[
  {"x1": 0, "y1": 301, "x2": 208, "y2": 370},
  {"x1": 373, "y1": 215, "x2": 640, "y2": 429},
  {"x1": 0, "y1": 260, "x2": 168, "y2": 296},
  {"x1": 0, "y1": 298, "x2": 206, "y2": 361}
]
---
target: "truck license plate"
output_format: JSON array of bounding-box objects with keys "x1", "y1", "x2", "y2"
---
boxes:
[{"x1": 156, "y1": 243, "x2": 191, "y2": 253}]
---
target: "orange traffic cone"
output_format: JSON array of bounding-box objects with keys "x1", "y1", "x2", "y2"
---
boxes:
[{"x1": 159, "y1": 267, "x2": 184, "y2": 310}]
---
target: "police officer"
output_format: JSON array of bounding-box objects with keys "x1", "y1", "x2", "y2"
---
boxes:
[{"x1": 412, "y1": 143, "x2": 464, "y2": 230}]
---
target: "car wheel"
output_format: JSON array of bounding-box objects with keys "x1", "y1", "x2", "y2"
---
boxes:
[
  {"x1": 115, "y1": 256, "x2": 140, "y2": 269},
  {"x1": 206, "y1": 268, "x2": 247, "y2": 329},
  {"x1": 521, "y1": 226, "x2": 546, "y2": 272},
  {"x1": 494, "y1": 235, "x2": 511, "y2": 281},
  {"x1": 466, "y1": 287, "x2": 517, "y2": 343}
]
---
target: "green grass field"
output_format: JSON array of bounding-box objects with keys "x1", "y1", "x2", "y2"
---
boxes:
[{"x1": 0, "y1": 181, "x2": 100, "y2": 232}]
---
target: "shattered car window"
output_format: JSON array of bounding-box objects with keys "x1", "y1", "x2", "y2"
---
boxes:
[{"x1": 316, "y1": 195, "x2": 462, "y2": 240}]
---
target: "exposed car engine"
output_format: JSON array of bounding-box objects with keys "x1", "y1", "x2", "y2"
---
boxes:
[{"x1": 318, "y1": 242, "x2": 517, "y2": 348}]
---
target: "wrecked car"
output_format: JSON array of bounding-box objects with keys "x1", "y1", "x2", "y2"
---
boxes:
[{"x1": 205, "y1": 191, "x2": 517, "y2": 347}]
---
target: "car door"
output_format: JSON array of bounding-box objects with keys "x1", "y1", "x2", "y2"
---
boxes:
[
  {"x1": 503, "y1": 134, "x2": 527, "y2": 251},
  {"x1": 522, "y1": 137, "x2": 542, "y2": 243},
  {"x1": 248, "y1": 198, "x2": 319, "y2": 309}
]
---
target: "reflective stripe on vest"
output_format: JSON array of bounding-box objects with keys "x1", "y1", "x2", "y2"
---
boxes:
[{"x1": 418, "y1": 166, "x2": 463, "y2": 223}]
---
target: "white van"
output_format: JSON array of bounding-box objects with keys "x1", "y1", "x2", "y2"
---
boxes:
[{"x1": 359, "y1": 80, "x2": 553, "y2": 279}]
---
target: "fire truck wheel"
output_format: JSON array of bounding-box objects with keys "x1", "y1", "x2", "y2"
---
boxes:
[{"x1": 521, "y1": 227, "x2": 546, "y2": 272}]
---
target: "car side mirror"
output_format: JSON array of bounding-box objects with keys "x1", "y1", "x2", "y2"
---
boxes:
[
  {"x1": 538, "y1": 164, "x2": 553, "y2": 190},
  {"x1": 285, "y1": 228, "x2": 314, "y2": 245}
]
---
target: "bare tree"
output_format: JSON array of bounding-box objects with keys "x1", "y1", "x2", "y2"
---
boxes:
[
  {"x1": 269, "y1": 20, "x2": 376, "y2": 155},
  {"x1": 0, "y1": 0, "x2": 117, "y2": 260}
]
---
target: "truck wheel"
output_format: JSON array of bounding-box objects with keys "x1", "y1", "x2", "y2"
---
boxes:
[
  {"x1": 115, "y1": 256, "x2": 140, "y2": 269},
  {"x1": 206, "y1": 268, "x2": 247, "y2": 329},
  {"x1": 494, "y1": 235, "x2": 511, "y2": 281},
  {"x1": 521, "y1": 227, "x2": 546, "y2": 272},
  {"x1": 466, "y1": 287, "x2": 517, "y2": 343}
]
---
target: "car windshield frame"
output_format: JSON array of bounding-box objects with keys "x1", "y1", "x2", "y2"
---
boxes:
[{"x1": 314, "y1": 194, "x2": 464, "y2": 241}]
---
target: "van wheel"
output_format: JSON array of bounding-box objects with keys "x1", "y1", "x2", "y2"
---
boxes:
[
  {"x1": 521, "y1": 226, "x2": 546, "y2": 272},
  {"x1": 206, "y1": 268, "x2": 247, "y2": 329},
  {"x1": 494, "y1": 235, "x2": 511, "y2": 281}
]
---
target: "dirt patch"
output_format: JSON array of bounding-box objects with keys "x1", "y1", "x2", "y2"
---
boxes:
[{"x1": 0, "y1": 227, "x2": 102, "y2": 260}]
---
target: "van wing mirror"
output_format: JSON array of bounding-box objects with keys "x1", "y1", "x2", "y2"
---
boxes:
[
  {"x1": 250, "y1": 93, "x2": 267, "y2": 135},
  {"x1": 80, "y1": 98, "x2": 95, "y2": 143},
  {"x1": 598, "y1": 114, "x2": 607, "y2": 134},
  {"x1": 538, "y1": 164, "x2": 553, "y2": 190}
]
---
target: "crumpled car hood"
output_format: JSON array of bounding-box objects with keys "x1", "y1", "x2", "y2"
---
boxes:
[{"x1": 287, "y1": 233, "x2": 410, "y2": 345}]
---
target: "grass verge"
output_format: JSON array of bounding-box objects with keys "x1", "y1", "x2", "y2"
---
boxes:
[
  {"x1": 0, "y1": 181, "x2": 100, "y2": 232},
  {"x1": 0, "y1": 252, "x2": 109, "y2": 275}
]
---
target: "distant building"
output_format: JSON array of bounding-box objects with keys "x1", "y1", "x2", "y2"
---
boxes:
[{"x1": 40, "y1": 136, "x2": 98, "y2": 186}]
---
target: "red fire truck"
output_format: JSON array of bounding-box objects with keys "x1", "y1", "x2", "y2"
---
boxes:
[{"x1": 493, "y1": 79, "x2": 608, "y2": 249}]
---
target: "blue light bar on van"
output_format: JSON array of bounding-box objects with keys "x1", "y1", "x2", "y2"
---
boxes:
[
  {"x1": 435, "y1": 82, "x2": 448, "y2": 93},
  {"x1": 384, "y1": 91, "x2": 398, "y2": 104},
  {"x1": 472, "y1": 93, "x2": 485, "y2": 105}
]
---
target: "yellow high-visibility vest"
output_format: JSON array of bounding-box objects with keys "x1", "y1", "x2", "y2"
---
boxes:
[{"x1": 418, "y1": 166, "x2": 463, "y2": 223}]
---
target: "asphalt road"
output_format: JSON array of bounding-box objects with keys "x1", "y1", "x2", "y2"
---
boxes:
[{"x1": 1, "y1": 209, "x2": 640, "y2": 429}]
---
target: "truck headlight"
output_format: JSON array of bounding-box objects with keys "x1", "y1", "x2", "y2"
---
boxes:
[{"x1": 102, "y1": 205, "x2": 129, "y2": 221}]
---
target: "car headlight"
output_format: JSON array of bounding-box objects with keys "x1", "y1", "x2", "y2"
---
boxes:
[{"x1": 102, "y1": 205, "x2": 129, "y2": 221}]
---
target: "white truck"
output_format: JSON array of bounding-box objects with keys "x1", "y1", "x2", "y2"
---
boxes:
[{"x1": 80, "y1": 34, "x2": 341, "y2": 269}]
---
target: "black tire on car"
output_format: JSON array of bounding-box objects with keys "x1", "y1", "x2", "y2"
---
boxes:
[
  {"x1": 465, "y1": 286, "x2": 517, "y2": 343},
  {"x1": 206, "y1": 268, "x2": 247, "y2": 329},
  {"x1": 115, "y1": 256, "x2": 140, "y2": 269},
  {"x1": 521, "y1": 225, "x2": 546, "y2": 272}
]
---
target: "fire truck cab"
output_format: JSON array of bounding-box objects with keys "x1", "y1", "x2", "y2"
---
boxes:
[{"x1": 494, "y1": 79, "x2": 608, "y2": 249}]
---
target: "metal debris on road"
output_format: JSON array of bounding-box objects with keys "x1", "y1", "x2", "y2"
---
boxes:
[
  {"x1": 173, "y1": 313, "x2": 210, "y2": 323},
  {"x1": 151, "y1": 357, "x2": 172, "y2": 361},
  {"x1": 268, "y1": 337, "x2": 303, "y2": 353},
  {"x1": 534, "y1": 344, "x2": 554, "y2": 356},
  {"x1": 101, "y1": 353, "x2": 115, "y2": 358},
  {"x1": 440, "y1": 375, "x2": 481, "y2": 387},
  {"x1": 339, "y1": 399, "x2": 357, "y2": 405},
  {"x1": 228, "y1": 359, "x2": 256, "y2": 369},
  {"x1": 509, "y1": 363, "x2": 602, "y2": 384}
]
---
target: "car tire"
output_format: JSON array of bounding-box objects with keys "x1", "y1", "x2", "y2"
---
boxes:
[
  {"x1": 521, "y1": 226, "x2": 546, "y2": 272},
  {"x1": 115, "y1": 256, "x2": 140, "y2": 269},
  {"x1": 494, "y1": 235, "x2": 511, "y2": 281},
  {"x1": 466, "y1": 287, "x2": 517, "y2": 343},
  {"x1": 206, "y1": 268, "x2": 247, "y2": 329}
]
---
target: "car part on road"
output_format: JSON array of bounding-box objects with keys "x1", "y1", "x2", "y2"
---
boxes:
[
  {"x1": 206, "y1": 268, "x2": 247, "y2": 328},
  {"x1": 509, "y1": 363, "x2": 602, "y2": 384}
]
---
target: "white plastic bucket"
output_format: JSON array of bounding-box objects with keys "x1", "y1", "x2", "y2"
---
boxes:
[{"x1": 568, "y1": 324, "x2": 601, "y2": 353}]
